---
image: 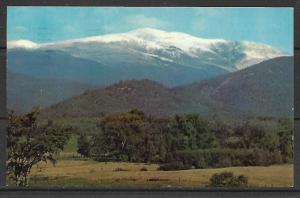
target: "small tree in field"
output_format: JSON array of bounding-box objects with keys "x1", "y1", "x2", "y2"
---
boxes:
[
  {"x1": 7, "y1": 110, "x2": 71, "y2": 187},
  {"x1": 77, "y1": 133, "x2": 91, "y2": 157}
]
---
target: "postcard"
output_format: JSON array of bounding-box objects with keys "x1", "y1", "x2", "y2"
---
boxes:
[{"x1": 6, "y1": 7, "x2": 293, "y2": 188}]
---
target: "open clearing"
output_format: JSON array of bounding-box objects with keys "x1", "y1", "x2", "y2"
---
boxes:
[{"x1": 28, "y1": 160, "x2": 293, "y2": 188}]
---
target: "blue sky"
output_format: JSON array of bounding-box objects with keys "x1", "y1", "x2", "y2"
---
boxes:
[{"x1": 8, "y1": 7, "x2": 293, "y2": 53}]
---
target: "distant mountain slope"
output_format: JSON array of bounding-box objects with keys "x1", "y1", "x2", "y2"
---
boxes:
[
  {"x1": 174, "y1": 56, "x2": 293, "y2": 117},
  {"x1": 7, "y1": 48, "x2": 228, "y2": 86},
  {"x1": 42, "y1": 56, "x2": 293, "y2": 118},
  {"x1": 7, "y1": 72, "x2": 94, "y2": 113},
  {"x1": 8, "y1": 28, "x2": 286, "y2": 87},
  {"x1": 42, "y1": 80, "x2": 186, "y2": 117},
  {"x1": 7, "y1": 49, "x2": 117, "y2": 86}
]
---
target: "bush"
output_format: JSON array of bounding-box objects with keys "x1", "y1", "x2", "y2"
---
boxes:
[
  {"x1": 209, "y1": 171, "x2": 248, "y2": 187},
  {"x1": 231, "y1": 175, "x2": 248, "y2": 187},
  {"x1": 140, "y1": 167, "x2": 148, "y2": 171},
  {"x1": 147, "y1": 177, "x2": 169, "y2": 182},
  {"x1": 113, "y1": 168, "x2": 128, "y2": 172}
]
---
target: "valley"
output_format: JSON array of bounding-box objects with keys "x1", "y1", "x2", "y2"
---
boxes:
[{"x1": 6, "y1": 28, "x2": 294, "y2": 188}]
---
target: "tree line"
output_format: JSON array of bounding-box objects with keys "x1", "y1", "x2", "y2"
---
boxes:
[{"x1": 78, "y1": 110, "x2": 293, "y2": 170}]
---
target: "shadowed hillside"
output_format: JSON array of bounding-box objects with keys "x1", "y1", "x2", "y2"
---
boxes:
[
  {"x1": 174, "y1": 56, "x2": 293, "y2": 117},
  {"x1": 42, "y1": 56, "x2": 293, "y2": 118},
  {"x1": 42, "y1": 79, "x2": 185, "y2": 117}
]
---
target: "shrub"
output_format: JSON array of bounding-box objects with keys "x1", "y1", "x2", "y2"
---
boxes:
[
  {"x1": 140, "y1": 167, "x2": 148, "y2": 171},
  {"x1": 147, "y1": 177, "x2": 169, "y2": 181},
  {"x1": 209, "y1": 171, "x2": 248, "y2": 187},
  {"x1": 231, "y1": 175, "x2": 248, "y2": 187},
  {"x1": 113, "y1": 168, "x2": 128, "y2": 172}
]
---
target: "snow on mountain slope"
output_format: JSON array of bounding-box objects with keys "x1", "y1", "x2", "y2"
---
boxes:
[
  {"x1": 237, "y1": 41, "x2": 287, "y2": 69},
  {"x1": 31, "y1": 28, "x2": 225, "y2": 54},
  {"x1": 8, "y1": 40, "x2": 39, "y2": 49},
  {"x1": 7, "y1": 28, "x2": 287, "y2": 71}
]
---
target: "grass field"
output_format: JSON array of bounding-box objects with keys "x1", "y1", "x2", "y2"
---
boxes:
[
  {"x1": 7, "y1": 136, "x2": 290, "y2": 188},
  {"x1": 27, "y1": 160, "x2": 293, "y2": 188}
]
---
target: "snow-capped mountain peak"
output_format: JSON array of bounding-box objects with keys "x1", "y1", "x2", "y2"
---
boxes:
[
  {"x1": 7, "y1": 28, "x2": 227, "y2": 54},
  {"x1": 127, "y1": 28, "x2": 227, "y2": 54},
  {"x1": 32, "y1": 28, "x2": 227, "y2": 56},
  {"x1": 7, "y1": 28, "x2": 287, "y2": 71}
]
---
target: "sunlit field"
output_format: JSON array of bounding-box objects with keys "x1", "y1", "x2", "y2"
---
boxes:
[{"x1": 26, "y1": 160, "x2": 293, "y2": 188}]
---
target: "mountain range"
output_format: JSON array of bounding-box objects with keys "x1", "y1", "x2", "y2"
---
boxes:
[
  {"x1": 8, "y1": 28, "x2": 286, "y2": 87},
  {"x1": 42, "y1": 56, "x2": 293, "y2": 118},
  {"x1": 7, "y1": 28, "x2": 293, "y2": 117}
]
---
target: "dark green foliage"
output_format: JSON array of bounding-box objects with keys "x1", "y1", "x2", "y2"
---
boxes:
[
  {"x1": 277, "y1": 118, "x2": 293, "y2": 163},
  {"x1": 209, "y1": 171, "x2": 248, "y2": 187},
  {"x1": 77, "y1": 133, "x2": 91, "y2": 157},
  {"x1": 90, "y1": 110, "x2": 165, "y2": 163},
  {"x1": 83, "y1": 110, "x2": 292, "y2": 169},
  {"x1": 158, "y1": 161, "x2": 191, "y2": 171},
  {"x1": 171, "y1": 114, "x2": 217, "y2": 150},
  {"x1": 7, "y1": 110, "x2": 71, "y2": 186},
  {"x1": 174, "y1": 148, "x2": 282, "y2": 169}
]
